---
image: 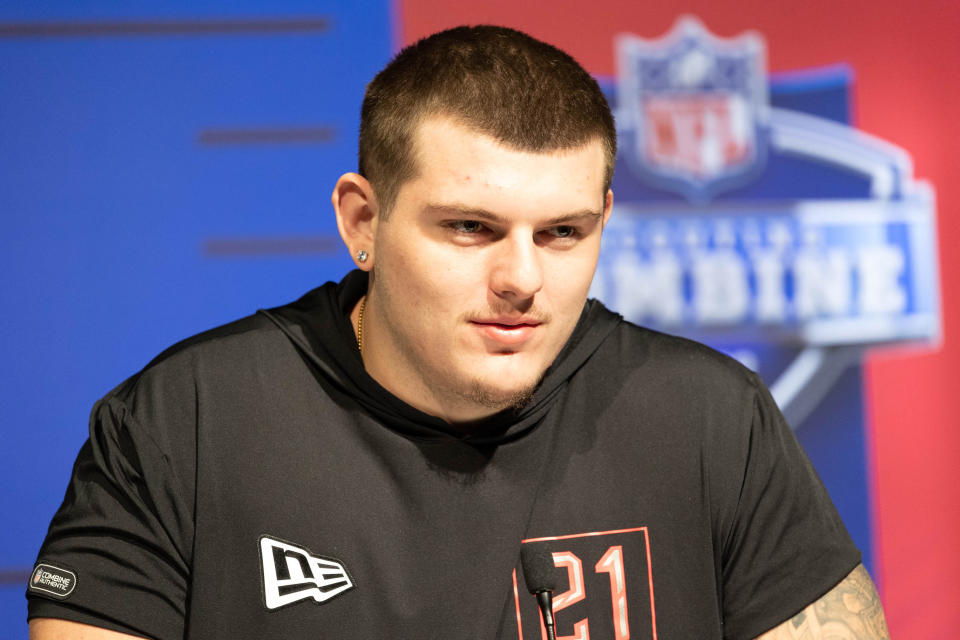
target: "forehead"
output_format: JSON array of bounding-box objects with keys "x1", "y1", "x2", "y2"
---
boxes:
[{"x1": 398, "y1": 116, "x2": 607, "y2": 216}]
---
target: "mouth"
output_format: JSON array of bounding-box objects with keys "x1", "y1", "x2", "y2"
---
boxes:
[{"x1": 469, "y1": 318, "x2": 542, "y2": 347}]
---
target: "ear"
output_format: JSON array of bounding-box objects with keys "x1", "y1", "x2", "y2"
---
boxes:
[
  {"x1": 332, "y1": 172, "x2": 379, "y2": 270},
  {"x1": 602, "y1": 189, "x2": 614, "y2": 228}
]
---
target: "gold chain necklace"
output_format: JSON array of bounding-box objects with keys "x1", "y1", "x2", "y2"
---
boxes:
[{"x1": 356, "y1": 296, "x2": 366, "y2": 354}]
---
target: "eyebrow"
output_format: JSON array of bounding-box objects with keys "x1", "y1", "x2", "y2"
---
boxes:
[{"x1": 424, "y1": 203, "x2": 604, "y2": 226}]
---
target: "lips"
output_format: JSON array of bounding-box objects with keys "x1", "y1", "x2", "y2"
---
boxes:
[{"x1": 470, "y1": 318, "x2": 541, "y2": 346}]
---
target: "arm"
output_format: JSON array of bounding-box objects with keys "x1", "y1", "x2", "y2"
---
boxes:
[
  {"x1": 753, "y1": 564, "x2": 889, "y2": 639},
  {"x1": 28, "y1": 394, "x2": 195, "y2": 638},
  {"x1": 30, "y1": 618, "x2": 146, "y2": 640}
]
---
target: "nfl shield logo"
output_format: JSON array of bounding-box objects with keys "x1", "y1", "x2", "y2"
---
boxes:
[{"x1": 616, "y1": 16, "x2": 769, "y2": 201}]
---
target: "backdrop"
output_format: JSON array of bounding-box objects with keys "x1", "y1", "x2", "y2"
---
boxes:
[{"x1": 1, "y1": 1, "x2": 957, "y2": 638}]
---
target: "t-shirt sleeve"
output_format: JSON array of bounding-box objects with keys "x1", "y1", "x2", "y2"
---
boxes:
[
  {"x1": 717, "y1": 373, "x2": 862, "y2": 640},
  {"x1": 27, "y1": 394, "x2": 195, "y2": 640}
]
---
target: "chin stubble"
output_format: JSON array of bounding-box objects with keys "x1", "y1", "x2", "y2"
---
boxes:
[{"x1": 462, "y1": 378, "x2": 539, "y2": 412}]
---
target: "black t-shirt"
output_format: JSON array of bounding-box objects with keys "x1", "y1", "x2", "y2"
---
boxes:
[{"x1": 28, "y1": 271, "x2": 860, "y2": 639}]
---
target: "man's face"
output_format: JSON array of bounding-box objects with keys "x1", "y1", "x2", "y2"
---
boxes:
[{"x1": 363, "y1": 116, "x2": 612, "y2": 424}]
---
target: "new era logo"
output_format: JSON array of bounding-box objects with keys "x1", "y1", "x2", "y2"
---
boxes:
[{"x1": 259, "y1": 535, "x2": 354, "y2": 610}]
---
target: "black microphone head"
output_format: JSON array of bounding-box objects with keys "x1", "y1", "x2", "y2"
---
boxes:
[{"x1": 521, "y1": 543, "x2": 557, "y2": 593}]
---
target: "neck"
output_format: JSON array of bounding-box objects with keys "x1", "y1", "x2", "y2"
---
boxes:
[{"x1": 352, "y1": 293, "x2": 510, "y2": 428}]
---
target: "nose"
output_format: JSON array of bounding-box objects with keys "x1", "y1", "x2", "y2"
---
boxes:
[{"x1": 489, "y1": 232, "x2": 544, "y2": 301}]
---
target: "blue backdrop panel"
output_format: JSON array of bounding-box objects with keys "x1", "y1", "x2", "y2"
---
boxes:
[{"x1": 0, "y1": 1, "x2": 392, "y2": 633}]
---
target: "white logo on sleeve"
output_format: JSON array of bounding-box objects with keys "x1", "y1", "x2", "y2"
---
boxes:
[
  {"x1": 259, "y1": 535, "x2": 355, "y2": 610},
  {"x1": 28, "y1": 563, "x2": 77, "y2": 599}
]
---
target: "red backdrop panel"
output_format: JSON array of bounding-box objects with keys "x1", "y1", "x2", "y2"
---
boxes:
[{"x1": 399, "y1": 1, "x2": 960, "y2": 637}]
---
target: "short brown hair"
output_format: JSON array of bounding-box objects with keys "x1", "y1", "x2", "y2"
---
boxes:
[{"x1": 358, "y1": 25, "x2": 616, "y2": 215}]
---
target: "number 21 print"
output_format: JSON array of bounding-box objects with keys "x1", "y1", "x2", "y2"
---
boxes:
[{"x1": 512, "y1": 527, "x2": 658, "y2": 640}]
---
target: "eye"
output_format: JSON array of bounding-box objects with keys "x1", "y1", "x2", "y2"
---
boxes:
[
  {"x1": 536, "y1": 224, "x2": 585, "y2": 248},
  {"x1": 448, "y1": 220, "x2": 487, "y2": 234},
  {"x1": 548, "y1": 225, "x2": 578, "y2": 239}
]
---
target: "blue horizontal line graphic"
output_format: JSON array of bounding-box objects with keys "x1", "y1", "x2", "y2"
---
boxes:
[{"x1": 0, "y1": 17, "x2": 329, "y2": 38}]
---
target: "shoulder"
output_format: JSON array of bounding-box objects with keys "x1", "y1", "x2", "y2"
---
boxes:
[
  {"x1": 114, "y1": 278, "x2": 341, "y2": 403},
  {"x1": 103, "y1": 311, "x2": 280, "y2": 407},
  {"x1": 144, "y1": 313, "x2": 276, "y2": 370},
  {"x1": 574, "y1": 315, "x2": 772, "y2": 483},
  {"x1": 592, "y1": 316, "x2": 764, "y2": 410},
  {"x1": 96, "y1": 284, "x2": 342, "y2": 450},
  {"x1": 146, "y1": 310, "x2": 285, "y2": 372}
]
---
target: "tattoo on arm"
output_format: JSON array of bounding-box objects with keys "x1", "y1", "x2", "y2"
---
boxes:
[{"x1": 754, "y1": 565, "x2": 890, "y2": 639}]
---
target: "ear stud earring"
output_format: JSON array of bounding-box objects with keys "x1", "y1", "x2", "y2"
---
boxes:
[{"x1": 356, "y1": 249, "x2": 369, "y2": 263}]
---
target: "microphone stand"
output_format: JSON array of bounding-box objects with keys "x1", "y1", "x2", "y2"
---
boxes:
[{"x1": 534, "y1": 589, "x2": 556, "y2": 640}]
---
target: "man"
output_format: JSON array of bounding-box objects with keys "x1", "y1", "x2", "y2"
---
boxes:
[{"x1": 28, "y1": 25, "x2": 888, "y2": 639}]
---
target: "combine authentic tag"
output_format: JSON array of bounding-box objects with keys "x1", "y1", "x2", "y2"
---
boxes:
[{"x1": 29, "y1": 563, "x2": 77, "y2": 599}]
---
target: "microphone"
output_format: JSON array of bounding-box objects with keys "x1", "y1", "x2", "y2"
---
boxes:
[{"x1": 521, "y1": 543, "x2": 557, "y2": 640}]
